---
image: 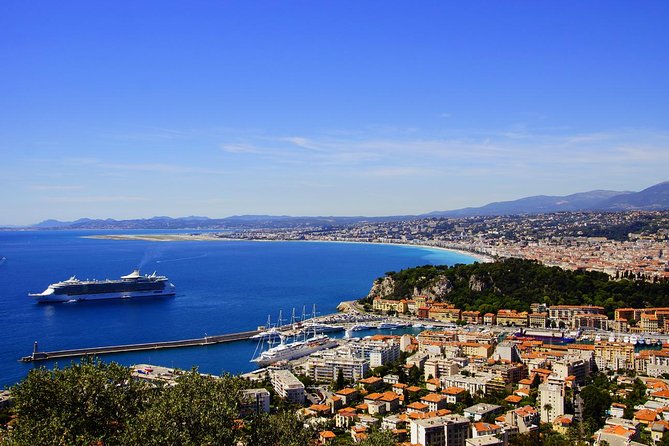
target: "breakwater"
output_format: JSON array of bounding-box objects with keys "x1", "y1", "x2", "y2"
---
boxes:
[{"x1": 21, "y1": 330, "x2": 261, "y2": 362}]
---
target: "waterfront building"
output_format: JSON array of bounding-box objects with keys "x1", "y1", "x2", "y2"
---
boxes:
[
  {"x1": 572, "y1": 313, "x2": 610, "y2": 330},
  {"x1": 429, "y1": 305, "x2": 462, "y2": 323},
  {"x1": 461, "y1": 311, "x2": 483, "y2": 325},
  {"x1": 528, "y1": 312, "x2": 548, "y2": 328},
  {"x1": 594, "y1": 341, "x2": 635, "y2": 371},
  {"x1": 373, "y1": 297, "x2": 408, "y2": 314},
  {"x1": 548, "y1": 305, "x2": 605, "y2": 328},
  {"x1": 495, "y1": 310, "x2": 528, "y2": 327},
  {"x1": 410, "y1": 415, "x2": 470, "y2": 446},
  {"x1": 270, "y1": 369, "x2": 305, "y2": 404},
  {"x1": 483, "y1": 313, "x2": 496, "y2": 325}
]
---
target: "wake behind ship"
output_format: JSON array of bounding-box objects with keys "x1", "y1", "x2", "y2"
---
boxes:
[{"x1": 29, "y1": 270, "x2": 176, "y2": 303}]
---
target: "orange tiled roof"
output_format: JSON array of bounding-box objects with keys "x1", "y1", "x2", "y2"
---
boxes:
[{"x1": 422, "y1": 393, "x2": 446, "y2": 403}]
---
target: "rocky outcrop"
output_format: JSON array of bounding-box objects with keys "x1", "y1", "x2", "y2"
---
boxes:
[
  {"x1": 468, "y1": 275, "x2": 488, "y2": 292},
  {"x1": 418, "y1": 275, "x2": 453, "y2": 299},
  {"x1": 367, "y1": 276, "x2": 396, "y2": 300}
]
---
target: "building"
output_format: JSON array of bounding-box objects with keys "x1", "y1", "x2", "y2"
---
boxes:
[
  {"x1": 410, "y1": 415, "x2": 471, "y2": 446},
  {"x1": 373, "y1": 297, "x2": 408, "y2": 314},
  {"x1": 504, "y1": 405, "x2": 539, "y2": 434},
  {"x1": 422, "y1": 393, "x2": 449, "y2": 412},
  {"x1": 425, "y1": 357, "x2": 460, "y2": 380},
  {"x1": 270, "y1": 369, "x2": 305, "y2": 404},
  {"x1": 538, "y1": 376, "x2": 566, "y2": 423},
  {"x1": 350, "y1": 338, "x2": 400, "y2": 368},
  {"x1": 429, "y1": 305, "x2": 462, "y2": 323},
  {"x1": 462, "y1": 311, "x2": 483, "y2": 325},
  {"x1": 548, "y1": 305, "x2": 605, "y2": 328},
  {"x1": 464, "y1": 404, "x2": 503, "y2": 422},
  {"x1": 528, "y1": 312, "x2": 548, "y2": 328},
  {"x1": 496, "y1": 310, "x2": 528, "y2": 327},
  {"x1": 460, "y1": 342, "x2": 494, "y2": 359},
  {"x1": 240, "y1": 388, "x2": 271, "y2": 415},
  {"x1": 572, "y1": 314, "x2": 610, "y2": 330},
  {"x1": 552, "y1": 358, "x2": 588, "y2": 385},
  {"x1": 306, "y1": 354, "x2": 369, "y2": 382},
  {"x1": 441, "y1": 374, "x2": 492, "y2": 396},
  {"x1": 594, "y1": 342, "x2": 635, "y2": 371}
]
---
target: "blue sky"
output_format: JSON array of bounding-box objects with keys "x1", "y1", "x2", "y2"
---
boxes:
[{"x1": 1, "y1": 1, "x2": 668, "y2": 225}]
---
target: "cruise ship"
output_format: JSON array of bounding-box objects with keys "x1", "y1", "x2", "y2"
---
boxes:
[
  {"x1": 251, "y1": 334, "x2": 337, "y2": 367},
  {"x1": 29, "y1": 270, "x2": 176, "y2": 303}
]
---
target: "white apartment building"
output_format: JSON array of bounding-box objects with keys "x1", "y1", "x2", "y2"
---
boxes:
[
  {"x1": 410, "y1": 415, "x2": 471, "y2": 446},
  {"x1": 538, "y1": 376, "x2": 566, "y2": 423},
  {"x1": 270, "y1": 369, "x2": 305, "y2": 404}
]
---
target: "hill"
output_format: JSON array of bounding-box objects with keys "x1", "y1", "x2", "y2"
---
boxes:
[
  {"x1": 359, "y1": 259, "x2": 669, "y2": 317},
  {"x1": 425, "y1": 181, "x2": 669, "y2": 217}
]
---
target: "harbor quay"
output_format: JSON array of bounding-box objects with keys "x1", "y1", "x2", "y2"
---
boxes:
[{"x1": 14, "y1": 298, "x2": 669, "y2": 446}]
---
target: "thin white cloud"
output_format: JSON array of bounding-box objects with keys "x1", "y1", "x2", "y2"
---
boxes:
[
  {"x1": 30, "y1": 185, "x2": 82, "y2": 191},
  {"x1": 42, "y1": 196, "x2": 149, "y2": 204}
]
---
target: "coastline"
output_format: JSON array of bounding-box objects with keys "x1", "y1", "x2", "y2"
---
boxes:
[{"x1": 82, "y1": 233, "x2": 494, "y2": 263}]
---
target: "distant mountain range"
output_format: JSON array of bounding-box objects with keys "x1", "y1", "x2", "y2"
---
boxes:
[
  {"x1": 21, "y1": 180, "x2": 669, "y2": 230},
  {"x1": 426, "y1": 181, "x2": 669, "y2": 217}
]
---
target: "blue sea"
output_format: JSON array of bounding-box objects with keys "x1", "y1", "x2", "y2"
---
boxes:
[{"x1": 0, "y1": 230, "x2": 475, "y2": 388}]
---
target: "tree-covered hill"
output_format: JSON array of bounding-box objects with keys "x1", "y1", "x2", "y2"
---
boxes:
[{"x1": 360, "y1": 258, "x2": 669, "y2": 317}]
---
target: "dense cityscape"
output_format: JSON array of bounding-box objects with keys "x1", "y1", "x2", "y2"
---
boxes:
[
  {"x1": 3, "y1": 210, "x2": 669, "y2": 445},
  {"x1": 218, "y1": 210, "x2": 669, "y2": 281}
]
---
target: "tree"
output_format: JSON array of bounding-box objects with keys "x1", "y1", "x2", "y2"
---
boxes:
[
  {"x1": 357, "y1": 429, "x2": 396, "y2": 446},
  {"x1": 2, "y1": 360, "x2": 319, "y2": 446},
  {"x1": 580, "y1": 382, "x2": 611, "y2": 429},
  {"x1": 335, "y1": 369, "x2": 345, "y2": 391},
  {"x1": 123, "y1": 370, "x2": 244, "y2": 446},
  {"x1": 244, "y1": 411, "x2": 314, "y2": 446},
  {"x1": 6, "y1": 358, "x2": 148, "y2": 446}
]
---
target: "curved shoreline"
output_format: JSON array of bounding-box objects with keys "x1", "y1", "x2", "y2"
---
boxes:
[{"x1": 82, "y1": 233, "x2": 494, "y2": 263}]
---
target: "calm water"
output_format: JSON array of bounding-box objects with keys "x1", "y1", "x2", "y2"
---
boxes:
[{"x1": 0, "y1": 230, "x2": 475, "y2": 388}]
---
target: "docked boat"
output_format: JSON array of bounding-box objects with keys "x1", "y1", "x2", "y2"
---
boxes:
[
  {"x1": 29, "y1": 270, "x2": 175, "y2": 302},
  {"x1": 302, "y1": 322, "x2": 345, "y2": 333},
  {"x1": 350, "y1": 324, "x2": 373, "y2": 331},
  {"x1": 378, "y1": 322, "x2": 404, "y2": 329},
  {"x1": 251, "y1": 334, "x2": 337, "y2": 367}
]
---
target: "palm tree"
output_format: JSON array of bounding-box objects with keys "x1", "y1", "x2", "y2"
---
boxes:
[{"x1": 543, "y1": 403, "x2": 553, "y2": 421}]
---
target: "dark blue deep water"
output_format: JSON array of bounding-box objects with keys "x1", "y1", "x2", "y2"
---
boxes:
[{"x1": 0, "y1": 230, "x2": 475, "y2": 388}]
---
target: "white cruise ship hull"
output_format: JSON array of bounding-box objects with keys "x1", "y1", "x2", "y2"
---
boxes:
[
  {"x1": 30, "y1": 284, "x2": 176, "y2": 303},
  {"x1": 251, "y1": 337, "x2": 337, "y2": 367}
]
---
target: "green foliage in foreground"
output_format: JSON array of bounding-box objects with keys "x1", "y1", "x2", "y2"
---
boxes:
[
  {"x1": 0, "y1": 359, "x2": 337, "y2": 446},
  {"x1": 361, "y1": 258, "x2": 669, "y2": 316}
]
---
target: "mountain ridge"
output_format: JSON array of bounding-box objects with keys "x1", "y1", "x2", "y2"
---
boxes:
[{"x1": 22, "y1": 180, "x2": 669, "y2": 229}]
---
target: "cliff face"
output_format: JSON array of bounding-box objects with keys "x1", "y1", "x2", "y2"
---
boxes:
[
  {"x1": 367, "y1": 274, "x2": 453, "y2": 300},
  {"x1": 367, "y1": 276, "x2": 396, "y2": 300}
]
